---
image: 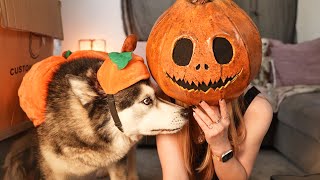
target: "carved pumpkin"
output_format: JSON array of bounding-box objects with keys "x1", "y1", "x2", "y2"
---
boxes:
[{"x1": 146, "y1": 0, "x2": 262, "y2": 105}]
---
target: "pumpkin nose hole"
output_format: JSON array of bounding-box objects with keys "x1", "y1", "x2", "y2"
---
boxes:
[
  {"x1": 196, "y1": 64, "x2": 201, "y2": 70},
  {"x1": 204, "y1": 64, "x2": 209, "y2": 70}
]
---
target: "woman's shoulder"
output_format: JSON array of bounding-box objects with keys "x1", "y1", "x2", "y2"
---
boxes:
[
  {"x1": 244, "y1": 85, "x2": 273, "y2": 115},
  {"x1": 244, "y1": 93, "x2": 273, "y2": 135},
  {"x1": 247, "y1": 91, "x2": 273, "y2": 116}
]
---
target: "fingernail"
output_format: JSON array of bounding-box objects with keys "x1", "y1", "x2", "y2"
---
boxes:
[{"x1": 220, "y1": 99, "x2": 224, "y2": 102}]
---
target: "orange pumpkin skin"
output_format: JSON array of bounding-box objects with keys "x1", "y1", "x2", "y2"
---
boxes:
[{"x1": 146, "y1": 0, "x2": 262, "y2": 105}]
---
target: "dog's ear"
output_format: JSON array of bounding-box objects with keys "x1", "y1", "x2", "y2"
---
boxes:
[{"x1": 66, "y1": 74, "x2": 97, "y2": 105}]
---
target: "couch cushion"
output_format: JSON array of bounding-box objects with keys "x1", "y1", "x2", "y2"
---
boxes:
[
  {"x1": 270, "y1": 38, "x2": 320, "y2": 87},
  {"x1": 278, "y1": 92, "x2": 320, "y2": 143},
  {"x1": 274, "y1": 121, "x2": 320, "y2": 173}
]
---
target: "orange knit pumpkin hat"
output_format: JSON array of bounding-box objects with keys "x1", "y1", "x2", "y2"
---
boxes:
[
  {"x1": 18, "y1": 35, "x2": 149, "y2": 127},
  {"x1": 97, "y1": 34, "x2": 150, "y2": 132},
  {"x1": 97, "y1": 34, "x2": 150, "y2": 94}
]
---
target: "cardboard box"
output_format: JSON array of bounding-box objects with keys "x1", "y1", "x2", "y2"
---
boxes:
[{"x1": 0, "y1": 0, "x2": 63, "y2": 141}]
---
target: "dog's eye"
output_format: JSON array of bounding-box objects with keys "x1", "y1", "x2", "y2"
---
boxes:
[{"x1": 142, "y1": 97, "x2": 153, "y2": 106}]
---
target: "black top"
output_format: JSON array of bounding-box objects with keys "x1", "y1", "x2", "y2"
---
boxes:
[
  {"x1": 194, "y1": 86, "x2": 261, "y2": 180},
  {"x1": 243, "y1": 86, "x2": 261, "y2": 113}
]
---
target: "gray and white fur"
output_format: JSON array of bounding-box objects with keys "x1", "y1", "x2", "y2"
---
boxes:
[{"x1": 36, "y1": 57, "x2": 189, "y2": 180}]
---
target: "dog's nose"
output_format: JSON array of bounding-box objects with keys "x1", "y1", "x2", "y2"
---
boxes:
[{"x1": 180, "y1": 108, "x2": 191, "y2": 119}]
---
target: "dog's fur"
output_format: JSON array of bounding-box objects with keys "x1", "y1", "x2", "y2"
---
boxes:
[
  {"x1": 252, "y1": 38, "x2": 273, "y2": 87},
  {"x1": 36, "y1": 57, "x2": 189, "y2": 179}
]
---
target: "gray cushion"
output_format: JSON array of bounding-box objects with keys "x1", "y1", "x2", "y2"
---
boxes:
[
  {"x1": 274, "y1": 121, "x2": 320, "y2": 173},
  {"x1": 278, "y1": 92, "x2": 320, "y2": 143}
]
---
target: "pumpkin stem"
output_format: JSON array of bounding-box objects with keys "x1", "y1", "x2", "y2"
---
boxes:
[
  {"x1": 121, "y1": 34, "x2": 138, "y2": 52},
  {"x1": 191, "y1": 0, "x2": 212, "y2": 4}
]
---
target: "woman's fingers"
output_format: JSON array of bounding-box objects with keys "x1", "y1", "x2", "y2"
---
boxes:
[
  {"x1": 199, "y1": 101, "x2": 221, "y2": 123},
  {"x1": 192, "y1": 111, "x2": 209, "y2": 131},
  {"x1": 193, "y1": 111, "x2": 221, "y2": 135},
  {"x1": 192, "y1": 106, "x2": 215, "y2": 128},
  {"x1": 193, "y1": 100, "x2": 231, "y2": 146},
  {"x1": 219, "y1": 99, "x2": 230, "y2": 126}
]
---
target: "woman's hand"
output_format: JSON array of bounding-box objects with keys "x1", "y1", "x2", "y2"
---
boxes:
[{"x1": 192, "y1": 99, "x2": 232, "y2": 155}]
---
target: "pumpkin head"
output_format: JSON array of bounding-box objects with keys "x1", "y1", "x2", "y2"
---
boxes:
[{"x1": 146, "y1": 0, "x2": 262, "y2": 105}]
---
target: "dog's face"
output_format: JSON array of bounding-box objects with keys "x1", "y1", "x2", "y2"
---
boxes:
[
  {"x1": 115, "y1": 83, "x2": 189, "y2": 136},
  {"x1": 67, "y1": 73, "x2": 189, "y2": 138},
  {"x1": 261, "y1": 38, "x2": 270, "y2": 56}
]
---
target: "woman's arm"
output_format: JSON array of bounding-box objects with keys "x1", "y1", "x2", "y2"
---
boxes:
[
  {"x1": 193, "y1": 97, "x2": 272, "y2": 180},
  {"x1": 236, "y1": 95, "x2": 273, "y2": 177},
  {"x1": 154, "y1": 82, "x2": 189, "y2": 179},
  {"x1": 213, "y1": 96, "x2": 273, "y2": 179},
  {"x1": 156, "y1": 133, "x2": 189, "y2": 180}
]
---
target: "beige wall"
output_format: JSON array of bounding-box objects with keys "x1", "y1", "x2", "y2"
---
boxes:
[
  {"x1": 297, "y1": 0, "x2": 320, "y2": 42},
  {"x1": 60, "y1": 0, "x2": 126, "y2": 52}
]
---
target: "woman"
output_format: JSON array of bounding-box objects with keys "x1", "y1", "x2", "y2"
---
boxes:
[{"x1": 156, "y1": 86, "x2": 273, "y2": 180}]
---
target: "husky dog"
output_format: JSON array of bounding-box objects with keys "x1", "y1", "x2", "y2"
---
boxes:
[{"x1": 36, "y1": 57, "x2": 190, "y2": 179}]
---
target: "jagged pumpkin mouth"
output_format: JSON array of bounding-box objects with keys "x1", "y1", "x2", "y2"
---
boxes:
[{"x1": 166, "y1": 69, "x2": 243, "y2": 92}]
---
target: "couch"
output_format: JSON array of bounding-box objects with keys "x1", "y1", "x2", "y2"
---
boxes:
[
  {"x1": 259, "y1": 38, "x2": 320, "y2": 176},
  {"x1": 275, "y1": 92, "x2": 320, "y2": 173}
]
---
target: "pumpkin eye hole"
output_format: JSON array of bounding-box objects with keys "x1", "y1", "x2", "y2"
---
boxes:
[
  {"x1": 213, "y1": 37, "x2": 233, "y2": 64},
  {"x1": 173, "y1": 38, "x2": 193, "y2": 66}
]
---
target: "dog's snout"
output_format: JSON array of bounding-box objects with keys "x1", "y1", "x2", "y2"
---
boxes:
[{"x1": 180, "y1": 108, "x2": 191, "y2": 119}]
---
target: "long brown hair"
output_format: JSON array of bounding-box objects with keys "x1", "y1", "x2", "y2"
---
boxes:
[{"x1": 178, "y1": 96, "x2": 246, "y2": 180}]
